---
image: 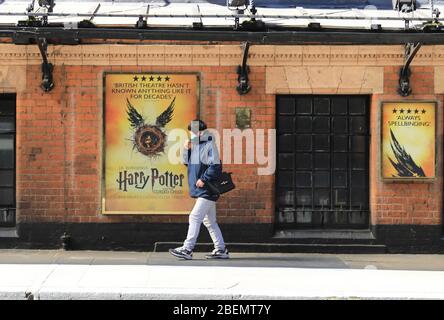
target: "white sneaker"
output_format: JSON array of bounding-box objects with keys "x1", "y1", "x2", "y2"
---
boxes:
[
  {"x1": 205, "y1": 248, "x2": 229, "y2": 259},
  {"x1": 169, "y1": 247, "x2": 193, "y2": 260}
]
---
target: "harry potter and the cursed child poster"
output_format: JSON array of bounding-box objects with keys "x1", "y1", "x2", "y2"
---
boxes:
[{"x1": 103, "y1": 73, "x2": 199, "y2": 214}]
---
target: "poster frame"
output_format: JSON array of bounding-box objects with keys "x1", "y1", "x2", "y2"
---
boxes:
[
  {"x1": 379, "y1": 100, "x2": 437, "y2": 182},
  {"x1": 101, "y1": 71, "x2": 201, "y2": 215}
]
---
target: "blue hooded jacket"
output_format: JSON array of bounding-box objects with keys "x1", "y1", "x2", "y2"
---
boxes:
[{"x1": 182, "y1": 131, "x2": 222, "y2": 202}]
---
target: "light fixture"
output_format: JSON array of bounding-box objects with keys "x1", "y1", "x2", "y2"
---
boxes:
[
  {"x1": 227, "y1": 0, "x2": 249, "y2": 10},
  {"x1": 421, "y1": 1, "x2": 442, "y2": 32},
  {"x1": 136, "y1": 16, "x2": 147, "y2": 29},
  {"x1": 308, "y1": 22, "x2": 321, "y2": 30},
  {"x1": 371, "y1": 24, "x2": 382, "y2": 31},
  {"x1": 226, "y1": 0, "x2": 264, "y2": 31},
  {"x1": 38, "y1": 0, "x2": 55, "y2": 12},
  {"x1": 392, "y1": 0, "x2": 416, "y2": 12},
  {"x1": 227, "y1": 0, "x2": 249, "y2": 30},
  {"x1": 37, "y1": 0, "x2": 55, "y2": 26}
]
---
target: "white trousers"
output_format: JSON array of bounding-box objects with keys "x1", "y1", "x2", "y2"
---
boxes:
[{"x1": 183, "y1": 197, "x2": 225, "y2": 251}]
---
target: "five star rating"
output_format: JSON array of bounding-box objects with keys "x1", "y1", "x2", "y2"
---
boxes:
[
  {"x1": 133, "y1": 75, "x2": 171, "y2": 82},
  {"x1": 392, "y1": 108, "x2": 426, "y2": 114}
]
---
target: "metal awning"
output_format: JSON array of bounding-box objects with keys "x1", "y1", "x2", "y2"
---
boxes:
[
  {"x1": 1, "y1": 0, "x2": 444, "y2": 30},
  {"x1": 1, "y1": 1, "x2": 444, "y2": 44},
  {"x1": 2, "y1": 26, "x2": 444, "y2": 45}
]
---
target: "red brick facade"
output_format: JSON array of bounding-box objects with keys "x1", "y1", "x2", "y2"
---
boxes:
[
  {"x1": 13, "y1": 63, "x2": 443, "y2": 228},
  {"x1": 370, "y1": 66, "x2": 443, "y2": 226},
  {"x1": 16, "y1": 65, "x2": 275, "y2": 225},
  {"x1": 0, "y1": 43, "x2": 441, "y2": 252}
]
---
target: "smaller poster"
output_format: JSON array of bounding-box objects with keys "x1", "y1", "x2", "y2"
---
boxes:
[{"x1": 381, "y1": 101, "x2": 436, "y2": 180}]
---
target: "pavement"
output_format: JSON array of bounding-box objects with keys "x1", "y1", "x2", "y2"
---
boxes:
[{"x1": 0, "y1": 249, "x2": 444, "y2": 300}]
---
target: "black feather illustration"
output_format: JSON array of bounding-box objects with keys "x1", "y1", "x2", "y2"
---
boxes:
[
  {"x1": 126, "y1": 98, "x2": 144, "y2": 129},
  {"x1": 388, "y1": 129, "x2": 425, "y2": 177},
  {"x1": 156, "y1": 97, "x2": 175, "y2": 127}
]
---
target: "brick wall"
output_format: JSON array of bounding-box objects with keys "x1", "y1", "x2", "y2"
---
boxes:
[
  {"x1": 15, "y1": 64, "x2": 275, "y2": 225},
  {"x1": 5, "y1": 44, "x2": 443, "y2": 228},
  {"x1": 369, "y1": 66, "x2": 443, "y2": 226}
]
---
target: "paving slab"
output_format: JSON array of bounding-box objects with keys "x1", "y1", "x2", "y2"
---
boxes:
[{"x1": 0, "y1": 250, "x2": 444, "y2": 300}]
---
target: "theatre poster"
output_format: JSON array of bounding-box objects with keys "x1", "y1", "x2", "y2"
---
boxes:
[
  {"x1": 103, "y1": 73, "x2": 199, "y2": 214},
  {"x1": 381, "y1": 101, "x2": 436, "y2": 181}
]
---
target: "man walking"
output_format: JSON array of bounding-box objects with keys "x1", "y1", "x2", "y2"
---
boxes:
[{"x1": 169, "y1": 120, "x2": 229, "y2": 260}]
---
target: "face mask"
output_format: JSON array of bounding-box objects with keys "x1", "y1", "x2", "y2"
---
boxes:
[{"x1": 190, "y1": 132, "x2": 199, "y2": 141}]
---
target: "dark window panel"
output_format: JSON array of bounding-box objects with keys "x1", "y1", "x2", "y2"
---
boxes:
[
  {"x1": 311, "y1": 211, "x2": 323, "y2": 225},
  {"x1": 332, "y1": 117, "x2": 347, "y2": 133},
  {"x1": 349, "y1": 97, "x2": 366, "y2": 115},
  {"x1": 313, "y1": 135, "x2": 330, "y2": 152},
  {"x1": 277, "y1": 95, "x2": 369, "y2": 228},
  {"x1": 349, "y1": 211, "x2": 368, "y2": 225},
  {"x1": 0, "y1": 188, "x2": 13, "y2": 206},
  {"x1": 314, "y1": 153, "x2": 330, "y2": 170},
  {"x1": 296, "y1": 135, "x2": 312, "y2": 152},
  {"x1": 313, "y1": 171, "x2": 330, "y2": 188},
  {"x1": 333, "y1": 153, "x2": 347, "y2": 169},
  {"x1": 0, "y1": 94, "x2": 15, "y2": 228},
  {"x1": 0, "y1": 136, "x2": 14, "y2": 169},
  {"x1": 333, "y1": 189, "x2": 348, "y2": 207},
  {"x1": 278, "y1": 189, "x2": 294, "y2": 206},
  {"x1": 0, "y1": 171, "x2": 14, "y2": 187},
  {"x1": 351, "y1": 189, "x2": 368, "y2": 207},
  {"x1": 295, "y1": 172, "x2": 312, "y2": 188},
  {"x1": 329, "y1": 211, "x2": 349, "y2": 226},
  {"x1": 0, "y1": 117, "x2": 15, "y2": 133},
  {"x1": 314, "y1": 97, "x2": 330, "y2": 115},
  {"x1": 296, "y1": 210, "x2": 312, "y2": 224},
  {"x1": 279, "y1": 154, "x2": 294, "y2": 170},
  {"x1": 296, "y1": 98, "x2": 312, "y2": 114},
  {"x1": 0, "y1": 98, "x2": 15, "y2": 116},
  {"x1": 279, "y1": 171, "x2": 293, "y2": 187},
  {"x1": 278, "y1": 97, "x2": 295, "y2": 115},
  {"x1": 351, "y1": 153, "x2": 366, "y2": 169},
  {"x1": 333, "y1": 171, "x2": 347, "y2": 187},
  {"x1": 333, "y1": 135, "x2": 348, "y2": 152},
  {"x1": 0, "y1": 208, "x2": 15, "y2": 226},
  {"x1": 296, "y1": 116, "x2": 312, "y2": 133},
  {"x1": 279, "y1": 134, "x2": 295, "y2": 153},
  {"x1": 295, "y1": 188, "x2": 312, "y2": 206},
  {"x1": 313, "y1": 117, "x2": 330, "y2": 133},
  {"x1": 279, "y1": 208, "x2": 295, "y2": 224},
  {"x1": 322, "y1": 211, "x2": 334, "y2": 226},
  {"x1": 278, "y1": 116, "x2": 295, "y2": 133},
  {"x1": 314, "y1": 189, "x2": 330, "y2": 207},
  {"x1": 295, "y1": 153, "x2": 312, "y2": 170},
  {"x1": 350, "y1": 116, "x2": 367, "y2": 134},
  {"x1": 331, "y1": 97, "x2": 348, "y2": 115},
  {"x1": 351, "y1": 170, "x2": 366, "y2": 187},
  {"x1": 351, "y1": 136, "x2": 367, "y2": 153}
]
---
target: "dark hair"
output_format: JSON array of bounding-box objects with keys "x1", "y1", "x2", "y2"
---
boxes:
[{"x1": 187, "y1": 119, "x2": 207, "y2": 132}]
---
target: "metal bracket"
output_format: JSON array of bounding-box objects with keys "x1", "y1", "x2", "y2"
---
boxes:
[
  {"x1": 398, "y1": 42, "x2": 421, "y2": 97},
  {"x1": 37, "y1": 37, "x2": 54, "y2": 92},
  {"x1": 236, "y1": 42, "x2": 251, "y2": 95}
]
